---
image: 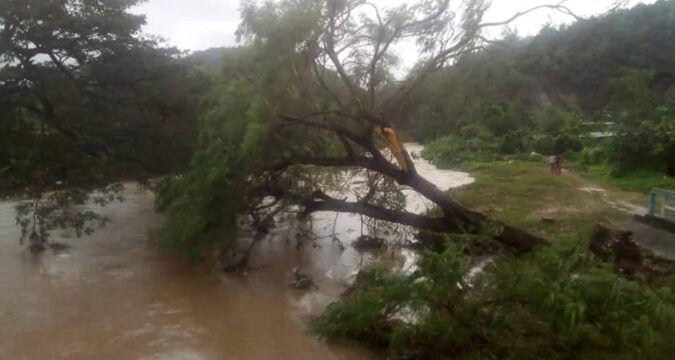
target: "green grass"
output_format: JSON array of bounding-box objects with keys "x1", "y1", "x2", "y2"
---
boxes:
[
  {"x1": 573, "y1": 163, "x2": 675, "y2": 193},
  {"x1": 313, "y1": 159, "x2": 675, "y2": 359},
  {"x1": 449, "y1": 160, "x2": 629, "y2": 241}
]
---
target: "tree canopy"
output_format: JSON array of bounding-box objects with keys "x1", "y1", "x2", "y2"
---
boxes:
[
  {"x1": 155, "y1": 3, "x2": 675, "y2": 357},
  {"x1": 1, "y1": 0, "x2": 205, "y2": 250},
  {"x1": 158, "y1": 0, "x2": 587, "y2": 257},
  {"x1": 2, "y1": 1, "x2": 672, "y2": 358},
  {"x1": 405, "y1": 0, "x2": 674, "y2": 173}
]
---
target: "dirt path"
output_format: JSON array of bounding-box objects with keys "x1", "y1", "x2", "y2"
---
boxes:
[
  {"x1": 561, "y1": 169, "x2": 675, "y2": 260},
  {"x1": 561, "y1": 170, "x2": 647, "y2": 215}
]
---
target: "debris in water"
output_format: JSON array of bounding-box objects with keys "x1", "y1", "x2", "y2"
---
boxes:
[
  {"x1": 28, "y1": 231, "x2": 46, "y2": 253},
  {"x1": 49, "y1": 242, "x2": 72, "y2": 251},
  {"x1": 290, "y1": 267, "x2": 318, "y2": 290},
  {"x1": 352, "y1": 235, "x2": 384, "y2": 250},
  {"x1": 402, "y1": 240, "x2": 425, "y2": 251},
  {"x1": 217, "y1": 248, "x2": 248, "y2": 273}
]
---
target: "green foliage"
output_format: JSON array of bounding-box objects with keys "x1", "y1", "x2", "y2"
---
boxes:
[
  {"x1": 189, "y1": 47, "x2": 245, "y2": 73},
  {"x1": 450, "y1": 160, "x2": 606, "y2": 233},
  {"x1": 579, "y1": 146, "x2": 608, "y2": 167},
  {"x1": 497, "y1": 131, "x2": 525, "y2": 155},
  {"x1": 422, "y1": 135, "x2": 497, "y2": 169},
  {"x1": 406, "y1": 1, "x2": 674, "y2": 175},
  {"x1": 605, "y1": 69, "x2": 675, "y2": 174},
  {"x1": 15, "y1": 184, "x2": 124, "y2": 252},
  {"x1": 1, "y1": 0, "x2": 206, "y2": 249},
  {"x1": 313, "y1": 241, "x2": 675, "y2": 359},
  {"x1": 0, "y1": 0, "x2": 203, "y2": 194},
  {"x1": 156, "y1": 1, "x2": 338, "y2": 256},
  {"x1": 574, "y1": 163, "x2": 675, "y2": 194},
  {"x1": 532, "y1": 105, "x2": 581, "y2": 136},
  {"x1": 155, "y1": 77, "x2": 266, "y2": 257},
  {"x1": 476, "y1": 101, "x2": 528, "y2": 137}
]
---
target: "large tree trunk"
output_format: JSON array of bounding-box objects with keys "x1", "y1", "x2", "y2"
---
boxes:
[
  {"x1": 299, "y1": 170, "x2": 548, "y2": 252},
  {"x1": 277, "y1": 117, "x2": 549, "y2": 253}
]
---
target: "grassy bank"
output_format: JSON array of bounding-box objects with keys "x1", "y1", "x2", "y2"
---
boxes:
[
  {"x1": 571, "y1": 163, "x2": 675, "y2": 194},
  {"x1": 449, "y1": 160, "x2": 631, "y2": 242},
  {"x1": 313, "y1": 159, "x2": 675, "y2": 359}
]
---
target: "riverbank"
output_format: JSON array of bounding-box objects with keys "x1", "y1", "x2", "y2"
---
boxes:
[
  {"x1": 449, "y1": 159, "x2": 675, "y2": 259},
  {"x1": 571, "y1": 163, "x2": 675, "y2": 194},
  {"x1": 311, "y1": 158, "x2": 675, "y2": 359},
  {"x1": 451, "y1": 160, "x2": 627, "y2": 240}
]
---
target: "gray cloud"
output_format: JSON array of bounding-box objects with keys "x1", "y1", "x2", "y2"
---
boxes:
[
  {"x1": 132, "y1": 0, "x2": 241, "y2": 51},
  {"x1": 132, "y1": 0, "x2": 656, "y2": 54}
]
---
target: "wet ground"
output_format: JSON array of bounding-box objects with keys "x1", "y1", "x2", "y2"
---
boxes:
[
  {"x1": 0, "y1": 143, "x2": 472, "y2": 360},
  {"x1": 573, "y1": 172, "x2": 675, "y2": 260}
]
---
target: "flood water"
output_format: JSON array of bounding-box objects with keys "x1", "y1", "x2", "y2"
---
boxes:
[{"x1": 0, "y1": 143, "x2": 472, "y2": 360}]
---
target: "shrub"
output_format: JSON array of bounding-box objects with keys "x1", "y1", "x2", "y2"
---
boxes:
[
  {"x1": 312, "y1": 240, "x2": 675, "y2": 359},
  {"x1": 422, "y1": 135, "x2": 497, "y2": 168},
  {"x1": 498, "y1": 132, "x2": 525, "y2": 154},
  {"x1": 533, "y1": 134, "x2": 555, "y2": 155},
  {"x1": 579, "y1": 147, "x2": 607, "y2": 166}
]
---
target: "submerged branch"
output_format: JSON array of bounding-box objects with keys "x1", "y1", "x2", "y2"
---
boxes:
[
  {"x1": 298, "y1": 190, "x2": 548, "y2": 252},
  {"x1": 301, "y1": 191, "x2": 452, "y2": 232}
]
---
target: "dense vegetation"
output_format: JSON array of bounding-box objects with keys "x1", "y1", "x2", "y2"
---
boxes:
[
  {"x1": 314, "y1": 158, "x2": 675, "y2": 359},
  {"x1": 313, "y1": 242, "x2": 674, "y2": 359},
  {"x1": 155, "y1": 35, "x2": 336, "y2": 257},
  {"x1": 408, "y1": 1, "x2": 674, "y2": 180},
  {"x1": 157, "y1": 0, "x2": 564, "y2": 259},
  {"x1": 0, "y1": 0, "x2": 205, "y2": 249},
  {"x1": 2, "y1": 1, "x2": 672, "y2": 358},
  {"x1": 153, "y1": 1, "x2": 675, "y2": 358}
]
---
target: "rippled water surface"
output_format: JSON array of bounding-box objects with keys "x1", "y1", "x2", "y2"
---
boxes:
[{"x1": 0, "y1": 143, "x2": 472, "y2": 359}]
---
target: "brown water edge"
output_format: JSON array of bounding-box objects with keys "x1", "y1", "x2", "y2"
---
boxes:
[
  {"x1": 0, "y1": 188, "x2": 373, "y2": 360},
  {"x1": 0, "y1": 143, "x2": 473, "y2": 360}
]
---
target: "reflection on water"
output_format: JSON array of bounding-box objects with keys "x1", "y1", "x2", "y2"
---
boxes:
[{"x1": 0, "y1": 143, "x2": 472, "y2": 359}]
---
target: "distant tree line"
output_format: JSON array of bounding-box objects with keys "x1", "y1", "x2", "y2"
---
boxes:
[{"x1": 406, "y1": 0, "x2": 674, "y2": 175}]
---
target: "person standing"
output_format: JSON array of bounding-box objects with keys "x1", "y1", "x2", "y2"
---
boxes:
[
  {"x1": 555, "y1": 155, "x2": 563, "y2": 175},
  {"x1": 549, "y1": 155, "x2": 557, "y2": 174}
]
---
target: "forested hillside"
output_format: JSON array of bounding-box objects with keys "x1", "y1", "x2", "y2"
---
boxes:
[
  {"x1": 408, "y1": 0, "x2": 674, "y2": 176},
  {"x1": 190, "y1": 47, "x2": 247, "y2": 73}
]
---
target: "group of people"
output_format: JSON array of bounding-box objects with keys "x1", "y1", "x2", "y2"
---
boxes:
[{"x1": 549, "y1": 155, "x2": 563, "y2": 175}]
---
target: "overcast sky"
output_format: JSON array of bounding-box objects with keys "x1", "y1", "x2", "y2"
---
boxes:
[{"x1": 132, "y1": 0, "x2": 656, "y2": 53}]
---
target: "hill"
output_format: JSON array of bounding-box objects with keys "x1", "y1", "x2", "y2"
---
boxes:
[
  {"x1": 189, "y1": 47, "x2": 246, "y2": 73},
  {"x1": 407, "y1": 0, "x2": 674, "y2": 175}
]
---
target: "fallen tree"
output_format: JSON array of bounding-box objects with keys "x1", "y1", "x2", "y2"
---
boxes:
[
  {"x1": 244, "y1": 0, "x2": 584, "y2": 251},
  {"x1": 159, "y1": 0, "x2": 581, "y2": 255}
]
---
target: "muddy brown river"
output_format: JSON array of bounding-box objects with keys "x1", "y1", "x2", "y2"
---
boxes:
[{"x1": 0, "y1": 144, "x2": 473, "y2": 359}]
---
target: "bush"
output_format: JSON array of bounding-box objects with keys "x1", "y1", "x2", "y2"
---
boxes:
[
  {"x1": 312, "y1": 240, "x2": 675, "y2": 359},
  {"x1": 533, "y1": 134, "x2": 555, "y2": 155},
  {"x1": 554, "y1": 133, "x2": 583, "y2": 154},
  {"x1": 534, "y1": 134, "x2": 583, "y2": 155},
  {"x1": 579, "y1": 147, "x2": 607, "y2": 166},
  {"x1": 422, "y1": 135, "x2": 497, "y2": 168},
  {"x1": 498, "y1": 132, "x2": 525, "y2": 154}
]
